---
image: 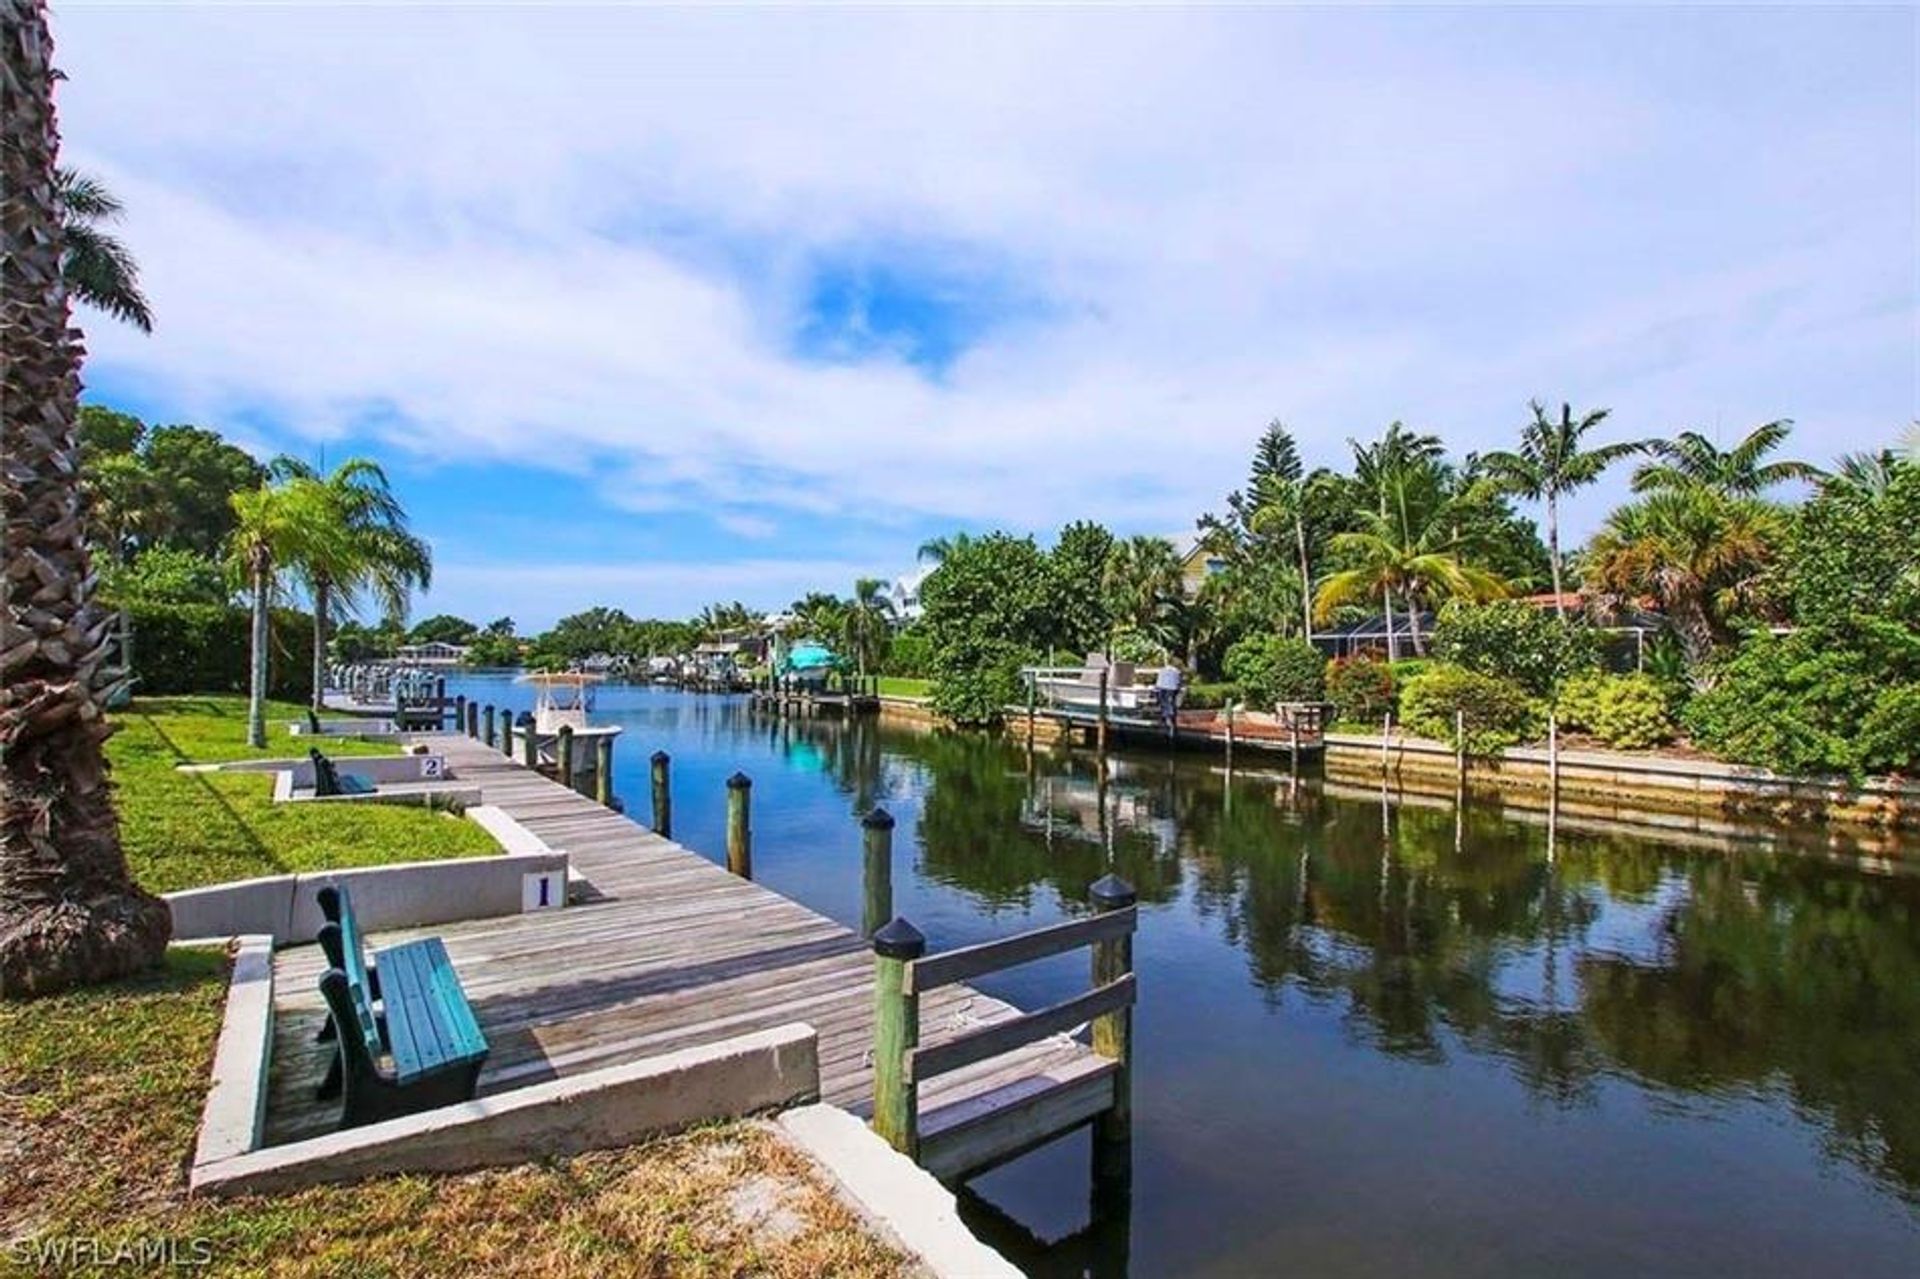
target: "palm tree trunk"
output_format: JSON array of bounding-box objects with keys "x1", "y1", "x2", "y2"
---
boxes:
[
  {"x1": 247, "y1": 558, "x2": 270, "y2": 748},
  {"x1": 1, "y1": 0, "x2": 171, "y2": 998},
  {"x1": 1408, "y1": 593, "x2": 1426, "y2": 656},
  {"x1": 310, "y1": 576, "x2": 328, "y2": 714},
  {"x1": 1383, "y1": 584, "x2": 1398, "y2": 662},
  {"x1": 1547, "y1": 492, "x2": 1566, "y2": 620},
  {"x1": 1295, "y1": 513, "x2": 1313, "y2": 645}
]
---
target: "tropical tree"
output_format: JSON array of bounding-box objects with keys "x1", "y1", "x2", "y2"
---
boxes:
[
  {"x1": 1582, "y1": 488, "x2": 1785, "y2": 670},
  {"x1": 842, "y1": 578, "x2": 896, "y2": 676},
  {"x1": 226, "y1": 478, "x2": 340, "y2": 747},
  {"x1": 1313, "y1": 510, "x2": 1509, "y2": 657},
  {"x1": 1102, "y1": 535, "x2": 1184, "y2": 652},
  {"x1": 54, "y1": 167, "x2": 152, "y2": 332},
  {"x1": 1632, "y1": 420, "x2": 1821, "y2": 497},
  {"x1": 1480, "y1": 400, "x2": 1643, "y2": 618},
  {"x1": 1244, "y1": 422, "x2": 1318, "y2": 642},
  {"x1": 275, "y1": 457, "x2": 432, "y2": 713},
  {"x1": 916, "y1": 532, "x2": 976, "y2": 565},
  {"x1": 1824, "y1": 448, "x2": 1901, "y2": 500},
  {"x1": 1, "y1": 0, "x2": 172, "y2": 996}
]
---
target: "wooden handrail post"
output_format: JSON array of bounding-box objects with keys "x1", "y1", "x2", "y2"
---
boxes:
[
  {"x1": 594, "y1": 734, "x2": 613, "y2": 807},
  {"x1": 1089, "y1": 874, "x2": 1136, "y2": 1195},
  {"x1": 871, "y1": 917, "x2": 926, "y2": 1158},
  {"x1": 726, "y1": 771, "x2": 752, "y2": 878},
  {"x1": 557, "y1": 723, "x2": 575, "y2": 787},
  {"x1": 650, "y1": 750, "x2": 672, "y2": 838},
  {"x1": 862, "y1": 806, "x2": 895, "y2": 938},
  {"x1": 483, "y1": 704, "x2": 496, "y2": 748}
]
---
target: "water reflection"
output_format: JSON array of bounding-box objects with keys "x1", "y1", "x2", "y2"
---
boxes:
[{"x1": 448, "y1": 678, "x2": 1920, "y2": 1275}]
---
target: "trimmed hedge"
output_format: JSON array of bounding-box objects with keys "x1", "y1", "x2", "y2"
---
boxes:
[
  {"x1": 1399, "y1": 664, "x2": 1541, "y2": 755},
  {"x1": 125, "y1": 602, "x2": 314, "y2": 703},
  {"x1": 1557, "y1": 671, "x2": 1673, "y2": 751},
  {"x1": 1327, "y1": 655, "x2": 1395, "y2": 724}
]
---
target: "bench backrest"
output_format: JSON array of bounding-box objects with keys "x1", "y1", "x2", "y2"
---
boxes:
[{"x1": 316, "y1": 885, "x2": 381, "y2": 1057}]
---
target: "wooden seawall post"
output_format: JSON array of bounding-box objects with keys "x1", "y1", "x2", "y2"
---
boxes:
[
  {"x1": 1089, "y1": 874, "x2": 1137, "y2": 1199},
  {"x1": 594, "y1": 734, "x2": 613, "y2": 807},
  {"x1": 1224, "y1": 700, "x2": 1236, "y2": 768},
  {"x1": 557, "y1": 724, "x2": 575, "y2": 789},
  {"x1": 1096, "y1": 670, "x2": 1109, "y2": 755},
  {"x1": 862, "y1": 806, "x2": 895, "y2": 938},
  {"x1": 650, "y1": 750, "x2": 672, "y2": 837},
  {"x1": 870, "y1": 917, "x2": 926, "y2": 1159},
  {"x1": 483, "y1": 704, "x2": 496, "y2": 749},
  {"x1": 726, "y1": 771, "x2": 752, "y2": 878},
  {"x1": 1026, "y1": 675, "x2": 1038, "y2": 751}
]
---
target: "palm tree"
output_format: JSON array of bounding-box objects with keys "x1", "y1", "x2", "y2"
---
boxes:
[
  {"x1": 1, "y1": 0, "x2": 172, "y2": 996},
  {"x1": 1825, "y1": 448, "x2": 1899, "y2": 499},
  {"x1": 227, "y1": 478, "x2": 341, "y2": 747},
  {"x1": 916, "y1": 532, "x2": 976, "y2": 565},
  {"x1": 1632, "y1": 420, "x2": 1821, "y2": 496},
  {"x1": 1313, "y1": 511, "x2": 1509, "y2": 657},
  {"x1": 54, "y1": 167, "x2": 152, "y2": 332},
  {"x1": 1480, "y1": 400, "x2": 1643, "y2": 619},
  {"x1": 1102, "y1": 535, "x2": 1184, "y2": 650},
  {"x1": 1347, "y1": 423, "x2": 1445, "y2": 647},
  {"x1": 1582, "y1": 488, "x2": 1784, "y2": 670},
  {"x1": 274, "y1": 458, "x2": 432, "y2": 713},
  {"x1": 841, "y1": 578, "x2": 895, "y2": 676}
]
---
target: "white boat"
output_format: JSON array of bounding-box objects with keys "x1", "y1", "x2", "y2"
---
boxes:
[
  {"x1": 1025, "y1": 657, "x2": 1158, "y2": 712},
  {"x1": 513, "y1": 672, "x2": 622, "y2": 778}
]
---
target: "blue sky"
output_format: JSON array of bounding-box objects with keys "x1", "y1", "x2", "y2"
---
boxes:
[{"x1": 53, "y1": 3, "x2": 1918, "y2": 630}]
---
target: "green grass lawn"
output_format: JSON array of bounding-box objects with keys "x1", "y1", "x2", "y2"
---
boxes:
[
  {"x1": 0, "y1": 950, "x2": 908, "y2": 1278},
  {"x1": 875, "y1": 676, "x2": 933, "y2": 699},
  {"x1": 109, "y1": 696, "x2": 497, "y2": 894}
]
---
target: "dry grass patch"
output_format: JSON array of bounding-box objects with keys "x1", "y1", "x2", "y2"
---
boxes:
[{"x1": 1, "y1": 950, "x2": 912, "y2": 1278}]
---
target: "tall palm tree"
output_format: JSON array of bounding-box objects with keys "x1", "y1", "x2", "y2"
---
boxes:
[
  {"x1": 1348, "y1": 423, "x2": 1445, "y2": 648},
  {"x1": 1824, "y1": 448, "x2": 1899, "y2": 499},
  {"x1": 227, "y1": 478, "x2": 340, "y2": 747},
  {"x1": 1480, "y1": 400, "x2": 1643, "y2": 619},
  {"x1": 841, "y1": 578, "x2": 895, "y2": 676},
  {"x1": 1313, "y1": 511, "x2": 1509, "y2": 657},
  {"x1": 1582, "y1": 488, "x2": 1784, "y2": 670},
  {"x1": 274, "y1": 458, "x2": 432, "y2": 713},
  {"x1": 1, "y1": 0, "x2": 172, "y2": 997},
  {"x1": 54, "y1": 167, "x2": 152, "y2": 333},
  {"x1": 1632, "y1": 420, "x2": 1821, "y2": 496}
]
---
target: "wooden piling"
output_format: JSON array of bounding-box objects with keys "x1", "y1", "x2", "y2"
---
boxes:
[
  {"x1": 1455, "y1": 709, "x2": 1466, "y2": 778},
  {"x1": 1224, "y1": 700, "x2": 1236, "y2": 767},
  {"x1": 650, "y1": 750, "x2": 672, "y2": 838},
  {"x1": 861, "y1": 807, "x2": 895, "y2": 938},
  {"x1": 1096, "y1": 670, "x2": 1109, "y2": 755},
  {"x1": 870, "y1": 917, "x2": 926, "y2": 1158},
  {"x1": 466, "y1": 700, "x2": 480, "y2": 738},
  {"x1": 726, "y1": 772, "x2": 752, "y2": 878},
  {"x1": 1026, "y1": 675, "x2": 1037, "y2": 750},
  {"x1": 521, "y1": 716, "x2": 537, "y2": 770},
  {"x1": 594, "y1": 734, "x2": 613, "y2": 807},
  {"x1": 1381, "y1": 711, "x2": 1392, "y2": 771},
  {"x1": 455, "y1": 694, "x2": 467, "y2": 735},
  {"x1": 557, "y1": 724, "x2": 575, "y2": 788},
  {"x1": 483, "y1": 704, "x2": 496, "y2": 748},
  {"x1": 500, "y1": 712, "x2": 513, "y2": 758},
  {"x1": 1089, "y1": 874, "x2": 1136, "y2": 1194}
]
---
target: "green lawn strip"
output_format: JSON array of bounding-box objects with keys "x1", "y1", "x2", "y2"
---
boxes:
[
  {"x1": 109, "y1": 697, "x2": 497, "y2": 895},
  {"x1": 875, "y1": 677, "x2": 933, "y2": 699},
  {"x1": 0, "y1": 951, "x2": 909, "y2": 1278}
]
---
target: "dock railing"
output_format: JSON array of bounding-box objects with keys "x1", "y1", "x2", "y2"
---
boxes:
[{"x1": 870, "y1": 875, "x2": 1137, "y2": 1183}]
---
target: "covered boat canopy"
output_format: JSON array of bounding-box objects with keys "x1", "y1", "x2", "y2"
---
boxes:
[{"x1": 776, "y1": 641, "x2": 842, "y2": 678}]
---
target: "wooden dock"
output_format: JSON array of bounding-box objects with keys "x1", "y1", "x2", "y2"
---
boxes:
[
  {"x1": 264, "y1": 734, "x2": 1122, "y2": 1183},
  {"x1": 1022, "y1": 702, "x2": 1329, "y2": 758}
]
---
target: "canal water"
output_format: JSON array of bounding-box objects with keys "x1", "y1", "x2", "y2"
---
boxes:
[{"x1": 448, "y1": 675, "x2": 1920, "y2": 1277}]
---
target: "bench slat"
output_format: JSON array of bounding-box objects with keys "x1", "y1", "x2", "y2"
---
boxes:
[
  {"x1": 373, "y1": 938, "x2": 485, "y2": 1082},
  {"x1": 419, "y1": 940, "x2": 487, "y2": 1060}
]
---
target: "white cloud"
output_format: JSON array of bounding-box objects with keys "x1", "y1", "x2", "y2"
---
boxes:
[{"x1": 48, "y1": 3, "x2": 1918, "y2": 557}]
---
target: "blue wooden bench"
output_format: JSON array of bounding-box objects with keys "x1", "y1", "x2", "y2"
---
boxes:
[
  {"x1": 314, "y1": 885, "x2": 488, "y2": 1128},
  {"x1": 308, "y1": 747, "x2": 374, "y2": 798}
]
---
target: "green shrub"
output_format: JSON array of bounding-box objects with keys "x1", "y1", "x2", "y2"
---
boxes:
[
  {"x1": 1326, "y1": 656, "x2": 1395, "y2": 724},
  {"x1": 125, "y1": 602, "x2": 312, "y2": 703},
  {"x1": 1399, "y1": 665, "x2": 1541, "y2": 754},
  {"x1": 1222, "y1": 634, "x2": 1325, "y2": 707},
  {"x1": 1557, "y1": 671, "x2": 1673, "y2": 751},
  {"x1": 1684, "y1": 631, "x2": 1916, "y2": 776},
  {"x1": 928, "y1": 644, "x2": 1027, "y2": 727},
  {"x1": 884, "y1": 628, "x2": 934, "y2": 679},
  {"x1": 1387, "y1": 658, "x2": 1433, "y2": 690},
  {"x1": 1431, "y1": 600, "x2": 1600, "y2": 696}
]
